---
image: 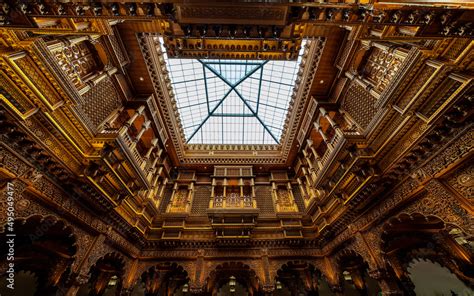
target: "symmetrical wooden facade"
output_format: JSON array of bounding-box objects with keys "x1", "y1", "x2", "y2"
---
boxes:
[{"x1": 0, "y1": 1, "x2": 473, "y2": 295}]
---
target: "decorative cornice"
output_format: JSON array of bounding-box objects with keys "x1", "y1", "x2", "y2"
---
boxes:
[
  {"x1": 186, "y1": 144, "x2": 281, "y2": 151},
  {"x1": 141, "y1": 238, "x2": 322, "y2": 256},
  {"x1": 280, "y1": 37, "x2": 326, "y2": 160},
  {"x1": 137, "y1": 33, "x2": 184, "y2": 159}
]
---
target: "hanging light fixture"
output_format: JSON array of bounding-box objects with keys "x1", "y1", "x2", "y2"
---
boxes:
[
  {"x1": 182, "y1": 283, "x2": 189, "y2": 292},
  {"x1": 108, "y1": 275, "x2": 118, "y2": 286},
  {"x1": 343, "y1": 270, "x2": 352, "y2": 281},
  {"x1": 276, "y1": 280, "x2": 282, "y2": 290},
  {"x1": 229, "y1": 276, "x2": 236, "y2": 293}
]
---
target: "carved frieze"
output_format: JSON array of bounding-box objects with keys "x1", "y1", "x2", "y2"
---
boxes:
[{"x1": 445, "y1": 160, "x2": 474, "y2": 200}]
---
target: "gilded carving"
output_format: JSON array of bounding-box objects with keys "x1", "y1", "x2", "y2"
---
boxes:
[
  {"x1": 78, "y1": 75, "x2": 121, "y2": 132},
  {"x1": 168, "y1": 188, "x2": 190, "y2": 213},
  {"x1": 52, "y1": 41, "x2": 100, "y2": 89},
  {"x1": 0, "y1": 4, "x2": 472, "y2": 295},
  {"x1": 341, "y1": 81, "x2": 378, "y2": 130},
  {"x1": 363, "y1": 47, "x2": 404, "y2": 94}
]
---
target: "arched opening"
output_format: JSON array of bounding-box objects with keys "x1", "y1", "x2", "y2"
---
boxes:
[
  {"x1": 275, "y1": 261, "x2": 334, "y2": 296},
  {"x1": 407, "y1": 259, "x2": 472, "y2": 295},
  {"x1": 0, "y1": 215, "x2": 77, "y2": 296},
  {"x1": 276, "y1": 261, "x2": 315, "y2": 296},
  {"x1": 77, "y1": 252, "x2": 125, "y2": 296},
  {"x1": 206, "y1": 262, "x2": 260, "y2": 296},
  {"x1": 140, "y1": 262, "x2": 189, "y2": 296},
  {"x1": 337, "y1": 251, "x2": 381, "y2": 296},
  {"x1": 382, "y1": 213, "x2": 474, "y2": 295}
]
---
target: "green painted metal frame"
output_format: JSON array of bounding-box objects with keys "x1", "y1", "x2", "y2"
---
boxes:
[{"x1": 186, "y1": 59, "x2": 280, "y2": 143}]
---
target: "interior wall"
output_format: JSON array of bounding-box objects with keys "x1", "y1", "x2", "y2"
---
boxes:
[{"x1": 407, "y1": 260, "x2": 473, "y2": 296}]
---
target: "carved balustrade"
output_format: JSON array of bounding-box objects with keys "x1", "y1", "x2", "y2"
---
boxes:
[
  {"x1": 298, "y1": 103, "x2": 368, "y2": 213},
  {"x1": 207, "y1": 166, "x2": 259, "y2": 241},
  {"x1": 208, "y1": 166, "x2": 257, "y2": 211},
  {"x1": 210, "y1": 193, "x2": 256, "y2": 210},
  {"x1": 85, "y1": 103, "x2": 169, "y2": 217},
  {"x1": 113, "y1": 106, "x2": 155, "y2": 189}
]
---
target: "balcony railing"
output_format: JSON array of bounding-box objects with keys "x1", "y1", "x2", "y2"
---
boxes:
[
  {"x1": 209, "y1": 194, "x2": 257, "y2": 210},
  {"x1": 301, "y1": 128, "x2": 367, "y2": 212}
]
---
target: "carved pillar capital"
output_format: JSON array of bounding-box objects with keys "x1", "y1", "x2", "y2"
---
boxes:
[
  {"x1": 75, "y1": 273, "x2": 91, "y2": 286},
  {"x1": 60, "y1": 271, "x2": 90, "y2": 296},
  {"x1": 368, "y1": 268, "x2": 389, "y2": 280}
]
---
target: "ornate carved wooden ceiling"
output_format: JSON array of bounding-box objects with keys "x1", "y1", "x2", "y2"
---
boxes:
[{"x1": 0, "y1": 0, "x2": 472, "y2": 271}]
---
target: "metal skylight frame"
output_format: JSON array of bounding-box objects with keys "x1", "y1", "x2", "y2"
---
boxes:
[
  {"x1": 159, "y1": 39, "x2": 305, "y2": 145},
  {"x1": 191, "y1": 60, "x2": 279, "y2": 143}
]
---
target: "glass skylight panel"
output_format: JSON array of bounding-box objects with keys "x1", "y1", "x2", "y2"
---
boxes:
[{"x1": 159, "y1": 37, "x2": 307, "y2": 145}]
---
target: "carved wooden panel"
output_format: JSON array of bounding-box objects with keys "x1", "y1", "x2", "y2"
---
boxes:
[
  {"x1": 416, "y1": 74, "x2": 470, "y2": 122},
  {"x1": 167, "y1": 187, "x2": 190, "y2": 213},
  {"x1": 445, "y1": 159, "x2": 473, "y2": 201},
  {"x1": 336, "y1": 36, "x2": 354, "y2": 70},
  {"x1": 341, "y1": 81, "x2": 378, "y2": 130},
  {"x1": 0, "y1": 71, "x2": 37, "y2": 118},
  {"x1": 418, "y1": 128, "x2": 472, "y2": 178},
  {"x1": 254, "y1": 186, "x2": 275, "y2": 214},
  {"x1": 442, "y1": 39, "x2": 471, "y2": 62},
  {"x1": 293, "y1": 181, "x2": 308, "y2": 211},
  {"x1": 395, "y1": 63, "x2": 436, "y2": 111},
  {"x1": 77, "y1": 76, "x2": 121, "y2": 131},
  {"x1": 8, "y1": 53, "x2": 63, "y2": 109},
  {"x1": 191, "y1": 185, "x2": 211, "y2": 215},
  {"x1": 276, "y1": 188, "x2": 296, "y2": 212},
  {"x1": 378, "y1": 120, "x2": 428, "y2": 171},
  {"x1": 368, "y1": 111, "x2": 405, "y2": 153},
  {"x1": 22, "y1": 116, "x2": 83, "y2": 172},
  {"x1": 406, "y1": 182, "x2": 472, "y2": 235},
  {"x1": 109, "y1": 32, "x2": 128, "y2": 65},
  {"x1": 0, "y1": 147, "x2": 31, "y2": 177},
  {"x1": 159, "y1": 185, "x2": 173, "y2": 214}
]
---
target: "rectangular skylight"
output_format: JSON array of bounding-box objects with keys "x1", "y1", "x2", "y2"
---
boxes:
[{"x1": 158, "y1": 38, "x2": 306, "y2": 145}]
